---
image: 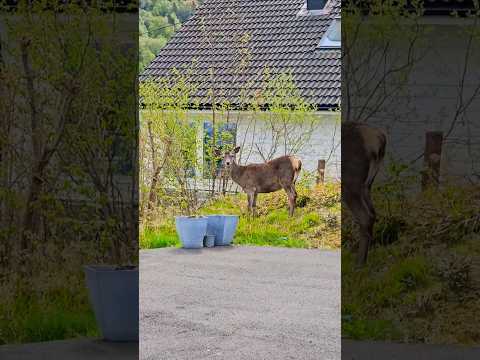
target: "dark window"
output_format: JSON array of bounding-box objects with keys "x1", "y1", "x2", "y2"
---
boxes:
[
  {"x1": 112, "y1": 135, "x2": 133, "y2": 176},
  {"x1": 307, "y1": 0, "x2": 328, "y2": 11},
  {"x1": 203, "y1": 121, "x2": 237, "y2": 179}
]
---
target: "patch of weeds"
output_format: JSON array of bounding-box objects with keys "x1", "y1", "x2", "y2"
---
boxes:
[
  {"x1": 0, "y1": 290, "x2": 98, "y2": 345},
  {"x1": 435, "y1": 253, "x2": 472, "y2": 292},
  {"x1": 342, "y1": 302, "x2": 400, "y2": 341},
  {"x1": 140, "y1": 226, "x2": 179, "y2": 249},
  {"x1": 343, "y1": 318, "x2": 398, "y2": 340},
  {"x1": 296, "y1": 194, "x2": 310, "y2": 208},
  {"x1": 265, "y1": 210, "x2": 289, "y2": 224},
  {"x1": 301, "y1": 212, "x2": 320, "y2": 228},
  {"x1": 386, "y1": 256, "x2": 431, "y2": 293},
  {"x1": 374, "y1": 215, "x2": 406, "y2": 246}
]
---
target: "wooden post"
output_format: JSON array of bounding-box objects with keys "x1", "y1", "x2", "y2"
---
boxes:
[
  {"x1": 422, "y1": 131, "x2": 443, "y2": 191},
  {"x1": 317, "y1": 160, "x2": 326, "y2": 184}
]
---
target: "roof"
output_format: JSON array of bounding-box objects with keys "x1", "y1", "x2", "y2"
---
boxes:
[
  {"x1": 420, "y1": 0, "x2": 478, "y2": 15},
  {"x1": 140, "y1": 0, "x2": 341, "y2": 109},
  {"x1": 349, "y1": 0, "x2": 478, "y2": 15},
  {"x1": 1, "y1": 0, "x2": 138, "y2": 12}
]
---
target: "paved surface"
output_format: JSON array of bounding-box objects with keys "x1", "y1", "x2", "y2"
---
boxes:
[
  {"x1": 343, "y1": 340, "x2": 480, "y2": 360},
  {"x1": 0, "y1": 338, "x2": 137, "y2": 360},
  {"x1": 140, "y1": 246, "x2": 340, "y2": 360}
]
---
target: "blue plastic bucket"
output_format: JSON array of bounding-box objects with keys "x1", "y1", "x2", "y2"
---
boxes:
[
  {"x1": 206, "y1": 215, "x2": 239, "y2": 246},
  {"x1": 175, "y1": 216, "x2": 208, "y2": 249}
]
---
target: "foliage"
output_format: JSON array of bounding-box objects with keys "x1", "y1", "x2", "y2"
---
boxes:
[
  {"x1": 0, "y1": 288, "x2": 98, "y2": 345},
  {"x1": 139, "y1": 0, "x2": 203, "y2": 72},
  {"x1": 140, "y1": 183, "x2": 341, "y2": 250},
  {"x1": 0, "y1": 2, "x2": 137, "y2": 343}
]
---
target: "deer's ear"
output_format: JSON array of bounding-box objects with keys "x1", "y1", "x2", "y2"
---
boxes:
[
  {"x1": 213, "y1": 148, "x2": 222, "y2": 156},
  {"x1": 233, "y1": 146, "x2": 240, "y2": 153}
]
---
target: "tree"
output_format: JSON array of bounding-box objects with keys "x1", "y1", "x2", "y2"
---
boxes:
[
  {"x1": 0, "y1": 1, "x2": 137, "y2": 274},
  {"x1": 139, "y1": 0, "x2": 203, "y2": 72}
]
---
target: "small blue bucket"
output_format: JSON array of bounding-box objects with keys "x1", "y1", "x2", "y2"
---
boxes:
[
  {"x1": 175, "y1": 216, "x2": 208, "y2": 249},
  {"x1": 206, "y1": 215, "x2": 239, "y2": 246},
  {"x1": 204, "y1": 234, "x2": 215, "y2": 248}
]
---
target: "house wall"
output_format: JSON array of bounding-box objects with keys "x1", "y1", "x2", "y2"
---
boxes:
[
  {"x1": 139, "y1": 109, "x2": 341, "y2": 197},
  {"x1": 346, "y1": 19, "x2": 480, "y2": 184},
  {"x1": 188, "y1": 110, "x2": 342, "y2": 182}
]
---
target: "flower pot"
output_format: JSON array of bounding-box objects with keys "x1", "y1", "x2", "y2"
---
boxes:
[
  {"x1": 84, "y1": 265, "x2": 139, "y2": 342},
  {"x1": 204, "y1": 234, "x2": 215, "y2": 248},
  {"x1": 175, "y1": 216, "x2": 208, "y2": 249},
  {"x1": 206, "y1": 215, "x2": 239, "y2": 246}
]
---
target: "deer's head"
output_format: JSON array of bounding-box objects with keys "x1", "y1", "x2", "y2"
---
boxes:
[{"x1": 222, "y1": 146, "x2": 240, "y2": 168}]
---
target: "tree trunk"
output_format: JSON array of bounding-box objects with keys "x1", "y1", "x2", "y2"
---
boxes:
[
  {"x1": 21, "y1": 171, "x2": 43, "y2": 251},
  {"x1": 147, "y1": 165, "x2": 161, "y2": 211}
]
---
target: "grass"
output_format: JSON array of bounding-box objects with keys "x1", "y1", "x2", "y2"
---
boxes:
[
  {"x1": 342, "y1": 183, "x2": 480, "y2": 344},
  {"x1": 140, "y1": 183, "x2": 341, "y2": 250},
  {"x1": 0, "y1": 287, "x2": 99, "y2": 345},
  {"x1": 140, "y1": 226, "x2": 178, "y2": 249}
]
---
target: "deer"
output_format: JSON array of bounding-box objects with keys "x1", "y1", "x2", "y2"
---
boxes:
[
  {"x1": 342, "y1": 122, "x2": 387, "y2": 267},
  {"x1": 221, "y1": 146, "x2": 302, "y2": 217}
]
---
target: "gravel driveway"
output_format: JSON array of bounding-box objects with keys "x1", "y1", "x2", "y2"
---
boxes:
[{"x1": 140, "y1": 246, "x2": 340, "y2": 360}]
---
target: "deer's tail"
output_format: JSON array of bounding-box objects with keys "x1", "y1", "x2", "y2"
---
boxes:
[
  {"x1": 292, "y1": 157, "x2": 302, "y2": 184},
  {"x1": 366, "y1": 128, "x2": 387, "y2": 189}
]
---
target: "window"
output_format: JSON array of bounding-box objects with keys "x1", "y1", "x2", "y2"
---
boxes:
[
  {"x1": 318, "y1": 17, "x2": 341, "y2": 49},
  {"x1": 307, "y1": 0, "x2": 327, "y2": 11},
  {"x1": 112, "y1": 135, "x2": 133, "y2": 176},
  {"x1": 297, "y1": 0, "x2": 332, "y2": 16},
  {"x1": 203, "y1": 121, "x2": 237, "y2": 178}
]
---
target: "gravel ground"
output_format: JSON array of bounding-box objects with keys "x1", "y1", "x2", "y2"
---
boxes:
[{"x1": 140, "y1": 246, "x2": 340, "y2": 360}]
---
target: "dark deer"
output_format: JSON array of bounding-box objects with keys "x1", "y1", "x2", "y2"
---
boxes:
[
  {"x1": 342, "y1": 122, "x2": 387, "y2": 266},
  {"x1": 222, "y1": 147, "x2": 302, "y2": 216}
]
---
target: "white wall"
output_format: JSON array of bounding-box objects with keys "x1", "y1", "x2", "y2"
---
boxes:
[
  {"x1": 191, "y1": 110, "x2": 342, "y2": 182},
  {"x1": 345, "y1": 19, "x2": 480, "y2": 184}
]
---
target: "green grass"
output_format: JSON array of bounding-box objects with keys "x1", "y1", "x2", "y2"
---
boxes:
[
  {"x1": 342, "y1": 184, "x2": 480, "y2": 344},
  {"x1": 0, "y1": 288, "x2": 99, "y2": 345},
  {"x1": 140, "y1": 184, "x2": 341, "y2": 250},
  {"x1": 140, "y1": 226, "x2": 179, "y2": 249}
]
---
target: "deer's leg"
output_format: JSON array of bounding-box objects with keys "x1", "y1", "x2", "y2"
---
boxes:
[
  {"x1": 285, "y1": 186, "x2": 296, "y2": 217},
  {"x1": 345, "y1": 188, "x2": 374, "y2": 267},
  {"x1": 246, "y1": 192, "x2": 253, "y2": 215},
  {"x1": 252, "y1": 192, "x2": 258, "y2": 217},
  {"x1": 362, "y1": 186, "x2": 376, "y2": 227},
  {"x1": 290, "y1": 186, "x2": 297, "y2": 216}
]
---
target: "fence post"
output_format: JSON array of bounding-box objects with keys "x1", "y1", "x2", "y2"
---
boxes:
[
  {"x1": 316, "y1": 160, "x2": 326, "y2": 184},
  {"x1": 421, "y1": 131, "x2": 443, "y2": 191}
]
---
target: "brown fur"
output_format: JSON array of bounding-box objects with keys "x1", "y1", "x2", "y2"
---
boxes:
[
  {"x1": 342, "y1": 122, "x2": 386, "y2": 266},
  {"x1": 223, "y1": 148, "x2": 302, "y2": 216}
]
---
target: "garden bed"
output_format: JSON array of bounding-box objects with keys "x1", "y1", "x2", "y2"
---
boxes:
[{"x1": 140, "y1": 183, "x2": 341, "y2": 250}]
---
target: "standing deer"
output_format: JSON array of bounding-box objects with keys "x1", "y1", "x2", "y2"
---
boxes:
[
  {"x1": 342, "y1": 122, "x2": 387, "y2": 266},
  {"x1": 222, "y1": 147, "x2": 302, "y2": 216}
]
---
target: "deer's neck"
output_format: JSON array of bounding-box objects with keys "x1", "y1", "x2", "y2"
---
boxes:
[{"x1": 229, "y1": 162, "x2": 245, "y2": 184}]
